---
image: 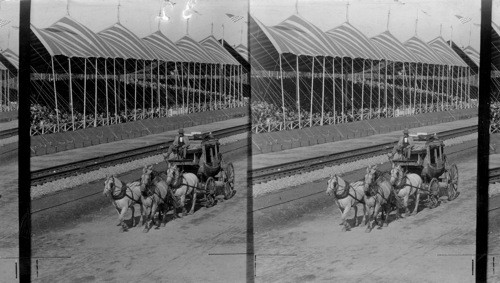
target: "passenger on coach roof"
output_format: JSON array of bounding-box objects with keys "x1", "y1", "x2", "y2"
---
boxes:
[
  {"x1": 166, "y1": 128, "x2": 190, "y2": 159},
  {"x1": 390, "y1": 128, "x2": 414, "y2": 161}
]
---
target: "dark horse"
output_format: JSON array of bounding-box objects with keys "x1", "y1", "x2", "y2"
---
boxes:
[{"x1": 140, "y1": 165, "x2": 179, "y2": 232}]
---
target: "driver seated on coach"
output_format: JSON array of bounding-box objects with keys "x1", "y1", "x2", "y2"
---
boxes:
[
  {"x1": 390, "y1": 128, "x2": 414, "y2": 160},
  {"x1": 165, "y1": 128, "x2": 190, "y2": 159}
]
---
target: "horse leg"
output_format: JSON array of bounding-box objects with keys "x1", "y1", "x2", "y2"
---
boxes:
[
  {"x1": 341, "y1": 206, "x2": 351, "y2": 232},
  {"x1": 180, "y1": 195, "x2": 187, "y2": 217},
  {"x1": 365, "y1": 204, "x2": 375, "y2": 233},
  {"x1": 143, "y1": 203, "x2": 156, "y2": 233},
  {"x1": 115, "y1": 206, "x2": 122, "y2": 226},
  {"x1": 130, "y1": 205, "x2": 136, "y2": 227},
  {"x1": 411, "y1": 189, "x2": 421, "y2": 215},
  {"x1": 353, "y1": 204, "x2": 358, "y2": 227},
  {"x1": 118, "y1": 206, "x2": 128, "y2": 232},
  {"x1": 362, "y1": 203, "x2": 367, "y2": 226},
  {"x1": 336, "y1": 201, "x2": 344, "y2": 225},
  {"x1": 139, "y1": 203, "x2": 144, "y2": 226},
  {"x1": 404, "y1": 193, "x2": 410, "y2": 218},
  {"x1": 383, "y1": 202, "x2": 391, "y2": 227},
  {"x1": 188, "y1": 189, "x2": 197, "y2": 215}
]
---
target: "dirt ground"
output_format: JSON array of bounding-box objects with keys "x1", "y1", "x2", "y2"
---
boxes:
[
  {"x1": 0, "y1": 161, "x2": 19, "y2": 282},
  {"x1": 30, "y1": 159, "x2": 250, "y2": 282},
  {"x1": 489, "y1": 194, "x2": 500, "y2": 282},
  {"x1": 253, "y1": 154, "x2": 478, "y2": 283}
]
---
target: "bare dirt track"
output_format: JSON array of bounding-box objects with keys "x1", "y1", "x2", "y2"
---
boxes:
[
  {"x1": 253, "y1": 154, "x2": 477, "y2": 283},
  {"x1": 0, "y1": 161, "x2": 19, "y2": 282},
  {"x1": 489, "y1": 194, "x2": 500, "y2": 282},
  {"x1": 31, "y1": 159, "x2": 250, "y2": 282}
]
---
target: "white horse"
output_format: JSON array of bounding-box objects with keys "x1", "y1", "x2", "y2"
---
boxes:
[
  {"x1": 326, "y1": 174, "x2": 366, "y2": 231},
  {"x1": 103, "y1": 175, "x2": 144, "y2": 232},
  {"x1": 165, "y1": 163, "x2": 199, "y2": 216},
  {"x1": 389, "y1": 164, "x2": 423, "y2": 217}
]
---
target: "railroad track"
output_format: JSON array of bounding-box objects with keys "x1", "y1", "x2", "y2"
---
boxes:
[
  {"x1": 251, "y1": 125, "x2": 477, "y2": 185},
  {"x1": 31, "y1": 124, "x2": 250, "y2": 186},
  {"x1": 0, "y1": 127, "x2": 17, "y2": 139},
  {"x1": 490, "y1": 167, "x2": 500, "y2": 184}
]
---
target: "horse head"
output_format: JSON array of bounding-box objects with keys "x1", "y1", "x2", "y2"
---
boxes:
[
  {"x1": 390, "y1": 164, "x2": 400, "y2": 185},
  {"x1": 103, "y1": 175, "x2": 114, "y2": 197},
  {"x1": 103, "y1": 175, "x2": 121, "y2": 197},
  {"x1": 140, "y1": 165, "x2": 154, "y2": 194},
  {"x1": 165, "y1": 163, "x2": 180, "y2": 187},
  {"x1": 364, "y1": 165, "x2": 378, "y2": 195},
  {"x1": 326, "y1": 174, "x2": 338, "y2": 196}
]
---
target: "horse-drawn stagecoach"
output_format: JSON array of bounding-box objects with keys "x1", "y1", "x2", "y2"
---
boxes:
[
  {"x1": 166, "y1": 131, "x2": 235, "y2": 207},
  {"x1": 391, "y1": 132, "x2": 459, "y2": 206}
]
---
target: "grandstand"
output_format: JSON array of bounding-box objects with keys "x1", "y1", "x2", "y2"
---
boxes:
[
  {"x1": 250, "y1": 12, "x2": 479, "y2": 133},
  {"x1": 0, "y1": 49, "x2": 18, "y2": 112},
  {"x1": 28, "y1": 13, "x2": 248, "y2": 136}
]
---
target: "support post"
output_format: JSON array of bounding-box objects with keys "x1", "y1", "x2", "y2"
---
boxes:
[
  {"x1": 296, "y1": 55, "x2": 301, "y2": 128},
  {"x1": 51, "y1": 56, "x2": 60, "y2": 130},
  {"x1": 83, "y1": 59, "x2": 87, "y2": 128},
  {"x1": 95, "y1": 58, "x2": 98, "y2": 126},
  {"x1": 279, "y1": 54, "x2": 286, "y2": 128},
  {"x1": 134, "y1": 60, "x2": 137, "y2": 120},
  {"x1": 321, "y1": 57, "x2": 326, "y2": 125},
  {"x1": 309, "y1": 57, "x2": 315, "y2": 127},
  {"x1": 68, "y1": 57, "x2": 75, "y2": 129},
  {"x1": 113, "y1": 58, "x2": 117, "y2": 120},
  {"x1": 361, "y1": 59, "x2": 365, "y2": 120}
]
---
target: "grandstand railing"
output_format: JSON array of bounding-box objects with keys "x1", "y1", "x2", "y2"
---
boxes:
[
  {"x1": 30, "y1": 100, "x2": 247, "y2": 136},
  {"x1": 251, "y1": 103, "x2": 472, "y2": 134}
]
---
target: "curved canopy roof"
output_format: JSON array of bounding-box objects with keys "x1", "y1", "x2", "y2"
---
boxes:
[
  {"x1": 326, "y1": 22, "x2": 385, "y2": 60},
  {"x1": 176, "y1": 35, "x2": 218, "y2": 64},
  {"x1": 142, "y1": 31, "x2": 190, "y2": 63},
  {"x1": 200, "y1": 36, "x2": 239, "y2": 65},
  {"x1": 250, "y1": 14, "x2": 347, "y2": 58},
  {"x1": 273, "y1": 14, "x2": 346, "y2": 57},
  {"x1": 371, "y1": 31, "x2": 418, "y2": 63},
  {"x1": 463, "y1": 45, "x2": 479, "y2": 67},
  {"x1": 46, "y1": 16, "x2": 115, "y2": 58},
  {"x1": 98, "y1": 23, "x2": 159, "y2": 60},
  {"x1": 31, "y1": 24, "x2": 102, "y2": 59},
  {"x1": 492, "y1": 22, "x2": 500, "y2": 70},
  {"x1": 403, "y1": 36, "x2": 443, "y2": 65},
  {"x1": 235, "y1": 44, "x2": 248, "y2": 61},
  {"x1": 428, "y1": 36, "x2": 467, "y2": 67},
  {"x1": 0, "y1": 49, "x2": 19, "y2": 71}
]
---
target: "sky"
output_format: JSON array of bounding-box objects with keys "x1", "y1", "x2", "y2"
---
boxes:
[
  {"x1": 251, "y1": 0, "x2": 483, "y2": 51},
  {"x1": 1, "y1": 0, "x2": 500, "y2": 55},
  {"x1": 1, "y1": 0, "x2": 248, "y2": 54}
]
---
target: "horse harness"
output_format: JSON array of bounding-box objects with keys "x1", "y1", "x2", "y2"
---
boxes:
[
  {"x1": 333, "y1": 178, "x2": 365, "y2": 204},
  {"x1": 367, "y1": 170, "x2": 392, "y2": 203},
  {"x1": 111, "y1": 180, "x2": 142, "y2": 205}
]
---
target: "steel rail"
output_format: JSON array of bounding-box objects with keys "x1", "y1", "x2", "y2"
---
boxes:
[
  {"x1": 0, "y1": 127, "x2": 18, "y2": 139},
  {"x1": 489, "y1": 167, "x2": 500, "y2": 184},
  {"x1": 251, "y1": 125, "x2": 477, "y2": 185},
  {"x1": 31, "y1": 124, "x2": 250, "y2": 186}
]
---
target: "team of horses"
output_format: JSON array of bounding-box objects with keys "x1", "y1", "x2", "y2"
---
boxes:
[
  {"x1": 326, "y1": 163, "x2": 426, "y2": 233},
  {"x1": 103, "y1": 162, "x2": 200, "y2": 233}
]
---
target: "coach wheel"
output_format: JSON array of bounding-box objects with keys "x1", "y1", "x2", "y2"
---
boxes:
[
  {"x1": 225, "y1": 163, "x2": 235, "y2": 189},
  {"x1": 428, "y1": 178, "x2": 440, "y2": 208},
  {"x1": 447, "y1": 164, "x2": 459, "y2": 201},
  {"x1": 204, "y1": 178, "x2": 216, "y2": 207},
  {"x1": 224, "y1": 182, "x2": 234, "y2": 200}
]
